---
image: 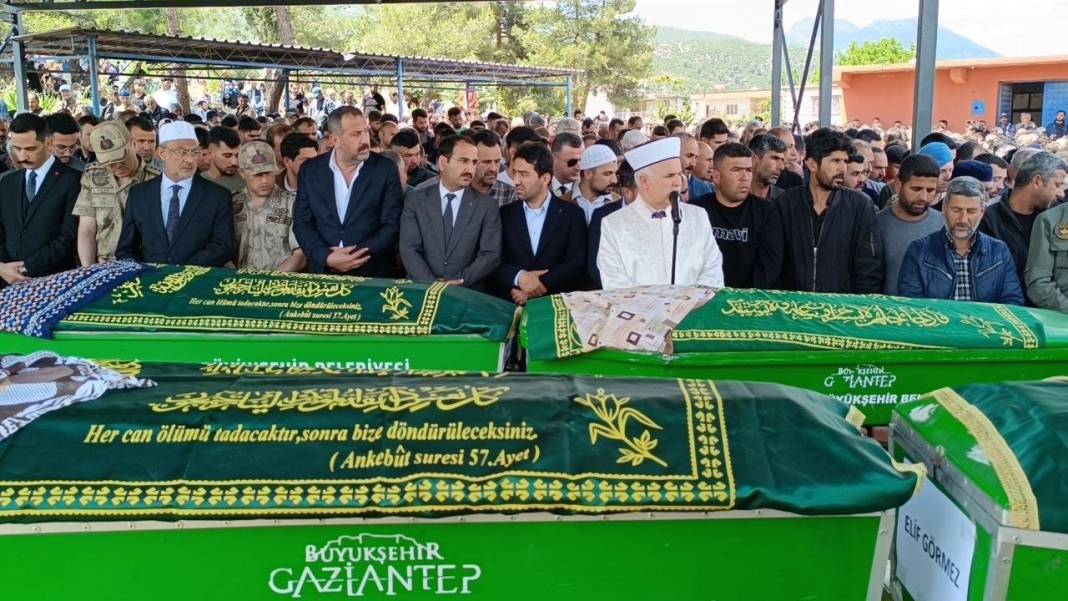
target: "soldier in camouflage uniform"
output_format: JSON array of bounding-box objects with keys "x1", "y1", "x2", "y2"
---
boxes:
[
  {"x1": 232, "y1": 141, "x2": 306, "y2": 272},
  {"x1": 73, "y1": 121, "x2": 160, "y2": 265}
]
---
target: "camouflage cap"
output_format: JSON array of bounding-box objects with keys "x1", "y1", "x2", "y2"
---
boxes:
[
  {"x1": 238, "y1": 141, "x2": 281, "y2": 175},
  {"x1": 89, "y1": 121, "x2": 131, "y2": 166}
]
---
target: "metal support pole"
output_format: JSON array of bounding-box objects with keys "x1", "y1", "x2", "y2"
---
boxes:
[
  {"x1": 818, "y1": 0, "x2": 835, "y2": 127},
  {"x1": 396, "y1": 59, "x2": 406, "y2": 120},
  {"x1": 782, "y1": 33, "x2": 798, "y2": 116},
  {"x1": 771, "y1": 0, "x2": 784, "y2": 127},
  {"x1": 282, "y1": 69, "x2": 290, "y2": 111},
  {"x1": 565, "y1": 74, "x2": 573, "y2": 117},
  {"x1": 87, "y1": 35, "x2": 101, "y2": 117},
  {"x1": 790, "y1": 0, "x2": 822, "y2": 133},
  {"x1": 912, "y1": 0, "x2": 940, "y2": 151},
  {"x1": 11, "y1": 8, "x2": 27, "y2": 112}
]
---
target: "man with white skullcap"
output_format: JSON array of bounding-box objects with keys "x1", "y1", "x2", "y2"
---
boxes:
[
  {"x1": 597, "y1": 137, "x2": 724, "y2": 289},
  {"x1": 116, "y1": 120, "x2": 234, "y2": 266},
  {"x1": 573, "y1": 143, "x2": 620, "y2": 224}
]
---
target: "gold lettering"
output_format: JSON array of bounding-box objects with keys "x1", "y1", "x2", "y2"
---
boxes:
[
  {"x1": 213, "y1": 277, "x2": 354, "y2": 299},
  {"x1": 149, "y1": 386, "x2": 510, "y2": 415}
]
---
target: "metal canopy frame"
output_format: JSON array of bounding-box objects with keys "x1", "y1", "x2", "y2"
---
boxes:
[
  {"x1": 770, "y1": 0, "x2": 938, "y2": 147},
  {"x1": 0, "y1": 26, "x2": 576, "y2": 118}
]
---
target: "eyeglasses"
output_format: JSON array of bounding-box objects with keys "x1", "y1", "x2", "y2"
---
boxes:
[
  {"x1": 555, "y1": 155, "x2": 579, "y2": 168},
  {"x1": 164, "y1": 148, "x2": 200, "y2": 159}
]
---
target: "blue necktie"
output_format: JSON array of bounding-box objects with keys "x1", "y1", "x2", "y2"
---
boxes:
[
  {"x1": 25, "y1": 171, "x2": 37, "y2": 203},
  {"x1": 166, "y1": 184, "x2": 181, "y2": 242}
]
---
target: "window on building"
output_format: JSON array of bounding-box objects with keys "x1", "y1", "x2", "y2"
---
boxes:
[
  {"x1": 726, "y1": 104, "x2": 738, "y2": 115},
  {"x1": 1008, "y1": 82, "x2": 1044, "y2": 125}
]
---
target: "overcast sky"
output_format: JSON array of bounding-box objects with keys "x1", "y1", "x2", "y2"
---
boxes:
[{"x1": 631, "y1": 0, "x2": 1063, "y2": 58}]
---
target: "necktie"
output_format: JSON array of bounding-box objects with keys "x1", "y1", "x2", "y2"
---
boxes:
[
  {"x1": 25, "y1": 171, "x2": 37, "y2": 203},
  {"x1": 651, "y1": 210, "x2": 666, "y2": 219},
  {"x1": 166, "y1": 184, "x2": 181, "y2": 242},
  {"x1": 442, "y1": 193, "x2": 456, "y2": 244},
  {"x1": 558, "y1": 185, "x2": 568, "y2": 197}
]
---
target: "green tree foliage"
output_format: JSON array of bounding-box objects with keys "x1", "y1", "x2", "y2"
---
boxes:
[
  {"x1": 513, "y1": 0, "x2": 653, "y2": 110},
  {"x1": 836, "y1": 38, "x2": 916, "y2": 66},
  {"x1": 20, "y1": 2, "x2": 655, "y2": 118}
]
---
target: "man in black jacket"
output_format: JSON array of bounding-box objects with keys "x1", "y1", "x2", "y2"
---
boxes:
[
  {"x1": 775, "y1": 128, "x2": 883, "y2": 293},
  {"x1": 493, "y1": 141, "x2": 587, "y2": 304},
  {"x1": 979, "y1": 151, "x2": 1066, "y2": 284},
  {"x1": 0, "y1": 113, "x2": 80, "y2": 284},
  {"x1": 116, "y1": 121, "x2": 234, "y2": 266}
]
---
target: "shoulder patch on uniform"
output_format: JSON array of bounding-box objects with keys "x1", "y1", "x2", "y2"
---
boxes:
[
  {"x1": 1056, "y1": 222, "x2": 1068, "y2": 240},
  {"x1": 90, "y1": 167, "x2": 111, "y2": 186}
]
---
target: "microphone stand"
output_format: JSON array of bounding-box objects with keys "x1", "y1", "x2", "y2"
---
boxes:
[{"x1": 670, "y1": 191, "x2": 681, "y2": 285}]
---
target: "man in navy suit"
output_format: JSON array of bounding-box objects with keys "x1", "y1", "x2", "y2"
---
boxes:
[
  {"x1": 493, "y1": 141, "x2": 587, "y2": 304},
  {"x1": 116, "y1": 121, "x2": 234, "y2": 266},
  {"x1": 292, "y1": 105, "x2": 403, "y2": 277},
  {"x1": 0, "y1": 113, "x2": 80, "y2": 284}
]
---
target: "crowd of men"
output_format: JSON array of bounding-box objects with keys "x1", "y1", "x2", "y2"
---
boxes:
[{"x1": 5, "y1": 81, "x2": 1068, "y2": 315}]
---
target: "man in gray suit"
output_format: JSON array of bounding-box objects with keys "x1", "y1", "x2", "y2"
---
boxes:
[{"x1": 400, "y1": 134, "x2": 501, "y2": 290}]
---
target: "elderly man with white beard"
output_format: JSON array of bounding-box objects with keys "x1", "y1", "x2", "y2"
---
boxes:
[{"x1": 597, "y1": 137, "x2": 724, "y2": 289}]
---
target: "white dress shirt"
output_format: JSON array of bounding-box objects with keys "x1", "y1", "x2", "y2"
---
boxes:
[
  {"x1": 439, "y1": 183, "x2": 466, "y2": 226},
  {"x1": 25, "y1": 154, "x2": 55, "y2": 200},
  {"x1": 597, "y1": 196, "x2": 724, "y2": 289},
  {"x1": 573, "y1": 188, "x2": 613, "y2": 224},
  {"x1": 327, "y1": 150, "x2": 363, "y2": 246},
  {"x1": 514, "y1": 193, "x2": 551, "y2": 286},
  {"x1": 551, "y1": 177, "x2": 576, "y2": 199},
  {"x1": 159, "y1": 173, "x2": 193, "y2": 227}
]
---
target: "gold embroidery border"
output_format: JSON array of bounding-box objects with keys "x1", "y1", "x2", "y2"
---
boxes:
[
  {"x1": 928, "y1": 387, "x2": 1040, "y2": 530},
  {"x1": 707, "y1": 381, "x2": 738, "y2": 509},
  {"x1": 672, "y1": 329, "x2": 944, "y2": 351},
  {"x1": 992, "y1": 304, "x2": 1040, "y2": 349},
  {"x1": 0, "y1": 379, "x2": 735, "y2": 516},
  {"x1": 550, "y1": 295, "x2": 583, "y2": 358},
  {"x1": 66, "y1": 282, "x2": 448, "y2": 336}
]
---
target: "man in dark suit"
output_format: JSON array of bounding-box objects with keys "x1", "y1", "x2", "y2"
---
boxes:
[
  {"x1": 587, "y1": 160, "x2": 636, "y2": 289},
  {"x1": 493, "y1": 141, "x2": 586, "y2": 304},
  {"x1": 399, "y1": 134, "x2": 500, "y2": 290},
  {"x1": 116, "y1": 121, "x2": 233, "y2": 266},
  {"x1": 292, "y1": 105, "x2": 403, "y2": 277},
  {"x1": 0, "y1": 113, "x2": 80, "y2": 284}
]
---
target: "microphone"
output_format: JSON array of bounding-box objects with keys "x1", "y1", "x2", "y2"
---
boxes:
[
  {"x1": 669, "y1": 191, "x2": 682, "y2": 286},
  {"x1": 669, "y1": 191, "x2": 682, "y2": 225}
]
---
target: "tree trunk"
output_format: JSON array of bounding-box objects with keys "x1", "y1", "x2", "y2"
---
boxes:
[
  {"x1": 267, "y1": 6, "x2": 296, "y2": 114},
  {"x1": 164, "y1": 9, "x2": 192, "y2": 113}
]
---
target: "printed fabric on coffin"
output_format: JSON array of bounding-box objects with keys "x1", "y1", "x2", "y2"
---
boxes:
[{"x1": 0, "y1": 261, "x2": 151, "y2": 338}]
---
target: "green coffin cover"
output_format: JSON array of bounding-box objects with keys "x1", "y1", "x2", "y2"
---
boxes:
[
  {"x1": 56, "y1": 265, "x2": 518, "y2": 342},
  {"x1": 896, "y1": 379, "x2": 1068, "y2": 533},
  {"x1": 525, "y1": 288, "x2": 1047, "y2": 360},
  {"x1": 0, "y1": 364, "x2": 919, "y2": 522}
]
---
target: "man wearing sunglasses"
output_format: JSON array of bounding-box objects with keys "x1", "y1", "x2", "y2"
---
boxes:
[
  {"x1": 550, "y1": 132, "x2": 583, "y2": 202},
  {"x1": 116, "y1": 121, "x2": 234, "y2": 267}
]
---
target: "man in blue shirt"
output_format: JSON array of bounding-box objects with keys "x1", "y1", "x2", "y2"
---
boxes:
[
  {"x1": 493, "y1": 141, "x2": 586, "y2": 303},
  {"x1": 679, "y1": 133, "x2": 713, "y2": 198}
]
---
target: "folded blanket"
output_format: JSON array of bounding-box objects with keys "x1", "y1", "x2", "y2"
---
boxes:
[{"x1": 0, "y1": 261, "x2": 150, "y2": 338}]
